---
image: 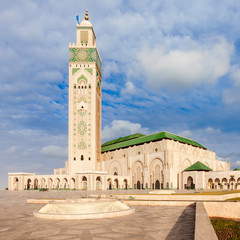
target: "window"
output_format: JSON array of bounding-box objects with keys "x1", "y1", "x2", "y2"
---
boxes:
[
  {"x1": 73, "y1": 157, "x2": 76, "y2": 161},
  {"x1": 155, "y1": 148, "x2": 158, "y2": 152},
  {"x1": 78, "y1": 86, "x2": 80, "y2": 89},
  {"x1": 88, "y1": 157, "x2": 91, "y2": 160},
  {"x1": 74, "y1": 85, "x2": 76, "y2": 89},
  {"x1": 138, "y1": 151, "x2": 141, "y2": 155},
  {"x1": 81, "y1": 155, "x2": 84, "y2": 161}
]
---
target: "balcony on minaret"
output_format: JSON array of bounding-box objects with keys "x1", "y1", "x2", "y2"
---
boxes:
[{"x1": 76, "y1": 10, "x2": 96, "y2": 47}]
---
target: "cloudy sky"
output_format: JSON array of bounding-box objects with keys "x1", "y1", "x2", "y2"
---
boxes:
[{"x1": 1, "y1": 0, "x2": 240, "y2": 188}]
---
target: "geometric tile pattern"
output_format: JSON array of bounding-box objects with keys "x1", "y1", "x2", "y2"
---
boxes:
[{"x1": 69, "y1": 48, "x2": 101, "y2": 74}]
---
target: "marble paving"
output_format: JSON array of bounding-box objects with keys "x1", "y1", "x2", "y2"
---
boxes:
[{"x1": 0, "y1": 190, "x2": 195, "y2": 240}]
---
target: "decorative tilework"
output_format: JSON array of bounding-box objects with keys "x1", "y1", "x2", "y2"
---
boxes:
[
  {"x1": 72, "y1": 68, "x2": 80, "y2": 75},
  {"x1": 69, "y1": 48, "x2": 101, "y2": 74},
  {"x1": 77, "y1": 75, "x2": 87, "y2": 83},
  {"x1": 85, "y1": 68, "x2": 93, "y2": 75},
  {"x1": 78, "y1": 121, "x2": 87, "y2": 135},
  {"x1": 77, "y1": 27, "x2": 92, "y2": 30},
  {"x1": 78, "y1": 110, "x2": 86, "y2": 117},
  {"x1": 78, "y1": 141, "x2": 87, "y2": 149}
]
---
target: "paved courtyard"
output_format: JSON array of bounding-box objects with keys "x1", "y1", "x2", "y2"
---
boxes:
[{"x1": 0, "y1": 190, "x2": 195, "y2": 240}]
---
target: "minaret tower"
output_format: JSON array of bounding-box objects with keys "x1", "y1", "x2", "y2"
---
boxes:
[{"x1": 68, "y1": 11, "x2": 102, "y2": 174}]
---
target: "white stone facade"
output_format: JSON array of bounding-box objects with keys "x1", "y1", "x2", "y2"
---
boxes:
[{"x1": 8, "y1": 14, "x2": 239, "y2": 191}]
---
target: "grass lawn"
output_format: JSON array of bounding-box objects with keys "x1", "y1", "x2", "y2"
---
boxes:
[
  {"x1": 225, "y1": 197, "x2": 240, "y2": 201},
  {"x1": 173, "y1": 190, "x2": 240, "y2": 195},
  {"x1": 211, "y1": 218, "x2": 240, "y2": 240}
]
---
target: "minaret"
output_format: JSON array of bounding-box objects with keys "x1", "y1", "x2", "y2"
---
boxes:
[{"x1": 68, "y1": 11, "x2": 102, "y2": 174}]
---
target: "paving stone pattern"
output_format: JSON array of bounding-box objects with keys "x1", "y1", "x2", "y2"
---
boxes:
[{"x1": 0, "y1": 190, "x2": 195, "y2": 240}]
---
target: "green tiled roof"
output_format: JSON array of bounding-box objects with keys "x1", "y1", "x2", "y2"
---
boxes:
[
  {"x1": 101, "y1": 131, "x2": 206, "y2": 153},
  {"x1": 233, "y1": 168, "x2": 240, "y2": 171},
  {"x1": 102, "y1": 133, "x2": 145, "y2": 147},
  {"x1": 184, "y1": 161, "x2": 212, "y2": 171}
]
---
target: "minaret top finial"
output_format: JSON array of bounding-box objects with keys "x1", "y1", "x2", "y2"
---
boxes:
[{"x1": 85, "y1": 10, "x2": 89, "y2": 20}]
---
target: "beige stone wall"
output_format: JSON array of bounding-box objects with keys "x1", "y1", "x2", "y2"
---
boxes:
[{"x1": 102, "y1": 139, "x2": 221, "y2": 189}]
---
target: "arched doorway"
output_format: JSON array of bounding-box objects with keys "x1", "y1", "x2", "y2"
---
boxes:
[
  {"x1": 70, "y1": 178, "x2": 75, "y2": 189},
  {"x1": 48, "y1": 178, "x2": 53, "y2": 189},
  {"x1": 114, "y1": 179, "x2": 119, "y2": 189},
  {"x1": 56, "y1": 178, "x2": 60, "y2": 189},
  {"x1": 155, "y1": 180, "x2": 160, "y2": 189},
  {"x1": 82, "y1": 176, "x2": 87, "y2": 190},
  {"x1": 222, "y1": 178, "x2": 228, "y2": 190},
  {"x1": 41, "y1": 178, "x2": 46, "y2": 188},
  {"x1": 208, "y1": 179, "x2": 213, "y2": 189},
  {"x1": 137, "y1": 181, "x2": 141, "y2": 189},
  {"x1": 96, "y1": 176, "x2": 102, "y2": 190},
  {"x1": 186, "y1": 176, "x2": 194, "y2": 189},
  {"x1": 107, "y1": 178, "x2": 112, "y2": 190},
  {"x1": 214, "y1": 178, "x2": 220, "y2": 189},
  {"x1": 34, "y1": 179, "x2": 38, "y2": 189},
  {"x1": 123, "y1": 179, "x2": 128, "y2": 189},
  {"x1": 26, "y1": 179, "x2": 31, "y2": 190},
  {"x1": 63, "y1": 178, "x2": 68, "y2": 189},
  {"x1": 14, "y1": 177, "x2": 19, "y2": 190}
]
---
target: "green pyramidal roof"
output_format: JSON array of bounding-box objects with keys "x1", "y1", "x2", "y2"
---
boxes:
[
  {"x1": 184, "y1": 161, "x2": 212, "y2": 171},
  {"x1": 233, "y1": 168, "x2": 240, "y2": 171},
  {"x1": 101, "y1": 131, "x2": 206, "y2": 153},
  {"x1": 102, "y1": 133, "x2": 145, "y2": 147}
]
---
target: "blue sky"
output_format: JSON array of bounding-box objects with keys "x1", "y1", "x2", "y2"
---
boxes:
[{"x1": 0, "y1": 0, "x2": 240, "y2": 188}]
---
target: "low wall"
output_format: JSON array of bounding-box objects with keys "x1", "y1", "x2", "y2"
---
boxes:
[
  {"x1": 194, "y1": 202, "x2": 218, "y2": 240},
  {"x1": 204, "y1": 202, "x2": 240, "y2": 219},
  {"x1": 96, "y1": 192, "x2": 240, "y2": 201},
  {"x1": 125, "y1": 200, "x2": 193, "y2": 206}
]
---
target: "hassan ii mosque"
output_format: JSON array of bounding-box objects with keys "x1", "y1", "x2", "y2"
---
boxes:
[{"x1": 8, "y1": 12, "x2": 240, "y2": 191}]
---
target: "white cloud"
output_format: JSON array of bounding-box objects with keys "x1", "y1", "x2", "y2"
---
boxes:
[
  {"x1": 102, "y1": 120, "x2": 150, "y2": 143},
  {"x1": 179, "y1": 130, "x2": 193, "y2": 138},
  {"x1": 205, "y1": 127, "x2": 221, "y2": 134},
  {"x1": 137, "y1": 38, "x2": 232, "y2": 91},
  {"x1": 5, "y1": 146, "x2": 19, "y2": 154},
  {"x1": 41, "y1": 145, "x2": 67, "y2": 158},
  {"x1": 121, "y1": 81, "x2": 136, "y2": 95}
]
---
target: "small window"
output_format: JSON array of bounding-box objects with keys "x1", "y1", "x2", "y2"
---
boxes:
[
  {"x1": 81, "y1": 155, "x2": 84, "y2": 161},
  {"x1": 78, "y1": 86, "x2": 80, "y2": 89},
  {"x1": 73, "y1": 157, "x2": 76, "y2": 161},
  {"x1": 138, "y1": 151, "x2": 141, "y2": 155},
  {"x1": 85, "y1": 86, "x2": 87, "y2": 89},
  {"x1": 76, "y1": 65, "x2": 77, "y2": 67},
  {"x1": 89, "y1": 85, "x2": 91, "y2": 88},
  {"x1": 155, "y1": 148, "x2": 158, "y2": 152},
  {"x1": 74, "y1": 85, "x2": 76, "y2": 89},
  {"x1": 88, "y1": 157, "x2": 91, "y2": 161},
  {"x1": 81, "y1": 106, "x2": 84, "y2": 109},
  {"x1": 81, "y1": 86, "x2": 84, "y2": 89}
]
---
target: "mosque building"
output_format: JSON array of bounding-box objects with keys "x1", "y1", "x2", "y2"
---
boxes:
[{"x1": 8, "y1": 12, "x2": 240, "y2": 191}]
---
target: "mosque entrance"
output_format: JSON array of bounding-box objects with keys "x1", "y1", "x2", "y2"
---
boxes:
[
  {"x1": 186, "y1": 176, "x2": 194, "y2": 189},
  {"x1": 27, "y1": 179, "x2": 31, "y2": 190},
  {"x1": 137, "y1": 181, "x2": 141, "y2": 189},
  {"x1": 155, "y1": 180, "x2": 160, "y2": 189}
]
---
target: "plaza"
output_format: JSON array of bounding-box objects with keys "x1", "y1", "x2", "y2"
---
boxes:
[{"x1": 0, "y1": 190, "x2": 195, "y2": 240}]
